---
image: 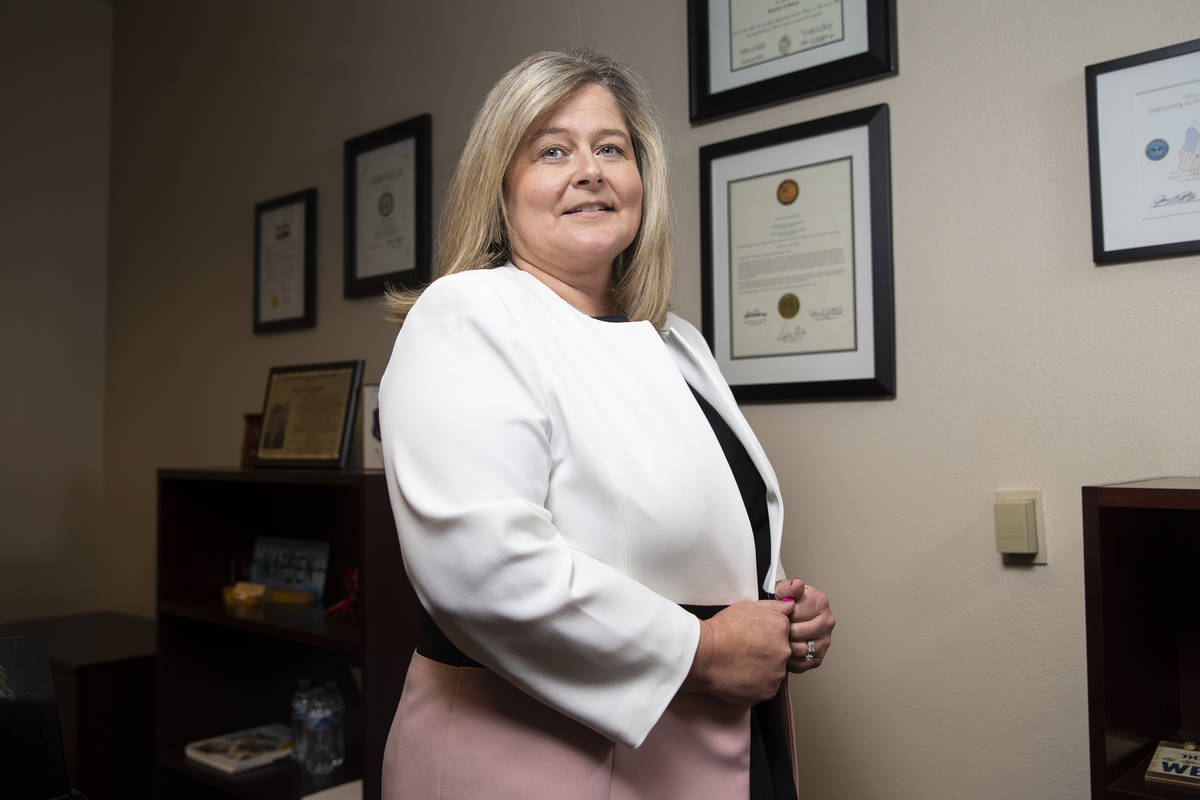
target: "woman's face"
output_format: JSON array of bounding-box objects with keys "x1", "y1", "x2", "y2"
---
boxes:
[{"x1": 504, "y1": 84, "x2": 643, "y2": 287}]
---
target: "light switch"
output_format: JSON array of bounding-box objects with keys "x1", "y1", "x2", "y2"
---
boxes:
[{"x1": 994, "y1": 499, "x2": 1038, "y2": 554}]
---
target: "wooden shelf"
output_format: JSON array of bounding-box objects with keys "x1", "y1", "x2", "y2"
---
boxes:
[
  {"x1": 158, "y1": 600, "x2": 361, "y2": 653},
  {"x1": 1109, "y1": 745, "x2": 1200, "y2": 800},
  {"x1": 157, "y1": 745, "x2": 355, "y2": 800},
  {"x1": 159, "y1": 466, "x2": 387, "y2": 486},
  {"x1": 1084, "y1": 479, "x2": 1200, "y2": 800},
  {"x1": 155, "y1": 469, "x2": 420, "y2": 800}
]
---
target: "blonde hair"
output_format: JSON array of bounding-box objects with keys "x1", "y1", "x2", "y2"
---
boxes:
[{"x1": 384, "y1": 49, "x2": 675, "y2": 328}]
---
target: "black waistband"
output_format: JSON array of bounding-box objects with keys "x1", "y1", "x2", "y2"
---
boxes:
[
  {"x1": 416, "y1": 605, "x2": 483, "y2": 668},
  {"x1": 416, "y1": 602, "x2": 739, "y2": 668}
]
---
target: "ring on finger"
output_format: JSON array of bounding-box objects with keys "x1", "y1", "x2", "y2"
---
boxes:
[{"x1": 804, "y1": 639, "x2": 816, "y2": 662}]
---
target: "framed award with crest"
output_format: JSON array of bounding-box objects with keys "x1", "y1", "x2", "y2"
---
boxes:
[
  {"x1": 687, "y1": 0, "x2": 897, "y2": 123},
  {"x1": 1085, "y1": 38, "x2": 1200, "y2": 264},
  {"x1": 343, "y1": 113, "x2": 432, "y2": 297},
  {"x1": 699, "y1": 104, "x2": 894, "y2": 402},
  {"x1": 254, "y1": 188, "x2": 316, "y2": 334}
]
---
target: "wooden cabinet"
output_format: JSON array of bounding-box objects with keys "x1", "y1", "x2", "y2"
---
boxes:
[
  {"x1": 1083, "y1": 478, "x2": 1200, "y2": 800},
  {"x1": 155, "y1": 469, "x2": 419, "y2": 800},
  {"x1": 0, "y1": 611, "x2": 155, "y2": 800}
]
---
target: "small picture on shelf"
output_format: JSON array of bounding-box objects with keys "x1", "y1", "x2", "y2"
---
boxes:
[
  {"x1": 251, "y1": 536, "x2": 330, "y2": 602},
  {"x1": 1146, "y1": 739, "x2": 1200, "y2": 788},
  {"x1": 184, "y1": 722, "x2": 291, "y2": 774},
  {"x1": 361, "y1": 384, "x2": 383, "y2": 470}
]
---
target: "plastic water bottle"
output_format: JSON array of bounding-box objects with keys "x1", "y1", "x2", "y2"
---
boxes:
[
  {"x1": 304, "y1": 682, "x2": 345, "y2": 775},
  {"x1": 290, "y1": 678, "x2": 314, "y2": 762}
]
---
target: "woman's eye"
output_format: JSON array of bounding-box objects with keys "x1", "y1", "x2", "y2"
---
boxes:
[
  {"x1": 598, "y1": 144, "x2": 623, "y2": 156},
  {"x1": 540, "y1": 146, "x2": 565, "y2": 159}
]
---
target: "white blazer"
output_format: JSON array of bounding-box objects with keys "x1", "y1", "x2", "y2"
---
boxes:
[{"x1": 379, "y1": 265, "x2": 785, "y2": 748}]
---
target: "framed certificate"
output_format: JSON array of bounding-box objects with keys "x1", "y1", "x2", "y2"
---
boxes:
[
  {"x1": 700, "y1": 104, "x2": 894, "y2": 401},
  {"x1": 1086, "y1": 38, "x2": 1200, "y2": 264},
  {"x1": 254, "y1": 188, "x2": 316, "y2": 334},
  {"x1": 253, "y1": 360, "x2": 364, "y2": 469},
  {"x1": 360, "y1": 383, "x2": 383, "y2": 470},
  {"x1": 687, "y1": 0, "x2": 897, "y2": 124},
  {"x1": 343, "y1": 113, "x2": 432, "y2": 297}
]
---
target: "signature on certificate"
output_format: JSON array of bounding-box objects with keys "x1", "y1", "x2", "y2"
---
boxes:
[
  {"x1": 809, "y1": 305, "x2": 844, "y2": 321},
  {"x1": 777, "y1": 323, "x2": 807, "y2": 343},
  {"x1": 1152, "y1": 191, "x2": 1198, "y2": 208},
  {"x1": 743, "y1": 308, "x2": 768, "y2": 326}
]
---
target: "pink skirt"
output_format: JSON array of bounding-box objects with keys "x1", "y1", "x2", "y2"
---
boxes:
[{"x1": 381, "y1": 653, "x2": 795, "y2": 799}]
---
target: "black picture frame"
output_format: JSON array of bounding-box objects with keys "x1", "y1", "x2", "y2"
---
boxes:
[
  {"x1": 253, "y1": 360, "x2": 364, "y2": 469},
  {"x1": 699, "y1": 104, "x2": 894, "y2": 402},
  {"x1": 687, "y1": 0, "x2": 897, "y2": 124},
  {"x1": 343, "y1": 113, "x2": 432, "y2": 297},
  {"x1": 1085, "y1": 38, "x2": 1200, "y2": 264},
  {"x1": 253, "y1": 188, "x2": 316, "y2": 334}
]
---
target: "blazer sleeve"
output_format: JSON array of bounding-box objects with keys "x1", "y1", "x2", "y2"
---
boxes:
[{"x1": 379, "y1": 275, "x2": 701, "y2": 748}]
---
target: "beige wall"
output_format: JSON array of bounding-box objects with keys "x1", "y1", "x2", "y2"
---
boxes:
[
  {"x1": 0, "y1": 0, "x2": 112, "y2": 624},
  {"x1": 89, "y1": 0, "x2": 1200, "y2": 798}
]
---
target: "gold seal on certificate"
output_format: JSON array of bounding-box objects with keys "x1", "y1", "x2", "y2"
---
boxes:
[
  {"x1": 778, "y1": 292, "x2": 800, "y2": 319},
  {"x1": 776, "y1": 178, "x2": 798, "y2": 205}
]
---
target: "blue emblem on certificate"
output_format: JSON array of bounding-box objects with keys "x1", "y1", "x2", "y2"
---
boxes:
[
  {"x1": 378, "y1": 191, "x2": 395, "y2": 217},
  {"x1": 1145, "y1": 138, "x2": 1169, "y2": 161}
]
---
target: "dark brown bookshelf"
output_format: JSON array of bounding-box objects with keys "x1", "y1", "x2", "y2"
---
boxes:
[
  {"x1": 1084, "y1": 478, "x2": 1200, "y2": 800},
  {"x1": 156, "y1": 469, "x2": 420, "y2": 800}
]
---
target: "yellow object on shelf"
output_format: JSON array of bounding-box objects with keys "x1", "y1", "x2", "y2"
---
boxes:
[
  {"x1": 269, "y1": 588, "x2": 317, "y2": 605},
  {"x1": 223, "y1": 582, "x2": 269, "y2": 606},
  {"x1": 221, "y1": 582, "x2": 317, "y2": 606}
]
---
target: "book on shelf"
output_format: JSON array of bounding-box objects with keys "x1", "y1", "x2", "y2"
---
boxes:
[
  {"x1": 184, "y1": 722, "x2": 292, "y2": 773},
  {"x1": 1145, "y1": 740, "x2": 1200, "y2": 788}
]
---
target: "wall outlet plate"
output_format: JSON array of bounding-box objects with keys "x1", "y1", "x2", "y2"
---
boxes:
[{"x1": 996, "y1": 489, "x2": 1047, "y2": 565}]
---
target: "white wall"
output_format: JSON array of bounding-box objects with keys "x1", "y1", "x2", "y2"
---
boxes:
[
  {"x1": 0, "y1": 0, "x2": 112, "y2": 624},
  {"x1": 102, "y1": 2, "x2": 1200, "y2": 798}
]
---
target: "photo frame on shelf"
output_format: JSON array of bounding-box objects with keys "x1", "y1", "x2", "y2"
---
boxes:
[
  {"x1": 344, "y1": 113, "x2": 432, "y2": 297},
  {"x1": 253, "y1": 360, "x2": 364, "y2": 469},
  {"x1": 253, "y1": 188, "x2": 316, "y2": 334},
  {"x1": 687, "y1": 0, "x2": 897, "y2": 123},
  {"x1": 360, "y1": 383, "x2": 383, "y2": 470},
  {"x1": 699, "y1": 103, "x2": 894, "y2": 402},
  {"x1": 1086, "y1": 38, "x2": 1200, "y2": 264},
  {"x1": 250, "y1": 536, "x2": 331, "y2": 601}
]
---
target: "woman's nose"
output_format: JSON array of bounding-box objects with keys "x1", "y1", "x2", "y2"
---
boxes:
[{"x1": 573, "y1": 153, "x2": 603, "y2": 185}]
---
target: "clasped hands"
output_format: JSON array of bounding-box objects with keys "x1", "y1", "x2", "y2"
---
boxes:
[{"x1": 684, "y1": 577, "x2": 834, "y2": 707}]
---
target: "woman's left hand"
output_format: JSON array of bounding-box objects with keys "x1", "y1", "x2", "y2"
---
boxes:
[{"x1": 774, "y1": 577, "x2": 834, "y2": 673}]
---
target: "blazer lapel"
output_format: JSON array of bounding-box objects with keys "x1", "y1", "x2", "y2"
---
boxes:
[{"x1": 663, "y1": 325, "x2": 785, "y2": 593}]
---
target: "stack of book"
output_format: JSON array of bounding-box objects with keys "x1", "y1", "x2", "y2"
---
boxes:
[{"x1": 184, "y1": 722, "x2": 292, "y2": 774}]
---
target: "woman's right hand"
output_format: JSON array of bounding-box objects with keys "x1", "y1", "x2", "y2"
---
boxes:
[{"x1": 682, "y1": 599, "x2": 793, "y2": 705}]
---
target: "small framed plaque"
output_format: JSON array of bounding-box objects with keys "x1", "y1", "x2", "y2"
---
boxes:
[
  {"x1": 1085, "y1": 38, "x2": 1200, "y2": 264},
  {"x1": 699, "y1": 104, "x2": 895, "y2": 401},
  {"x1": 360, "y1": 383, "x2": 383, "y2": 470},
  {"x1": 344, "y1": 113, "x2": 432, "y2": 297},
  {"x1": 687, "y1": 0, "x2": 898, "y2": 123},
  {"x1": 253, "y1": 360, "x2": 364, "y2": 469},
  {"x1": 254, "y1": 188, "x2": 316, "y2": 333}
]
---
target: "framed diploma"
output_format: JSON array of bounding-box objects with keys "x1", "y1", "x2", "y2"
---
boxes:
[
  {"x1": 1086, "y1": 39, "x2": 1200, "y2": 264},
  {"x1": 253, "y1": 360, "x2": 364, "y2": 469},
  {"x1": 687, "y1": 0, "x2": 897, "y2": 124},
  {"x1": 700, "y1": 104, "x2": 894, "y2": 401},
  {"x1": 253, "y1": 188, "x2": 316, "y2": 334},
  {"x1": 343, "y1": 113, "x2": 432, "y2": 297}
]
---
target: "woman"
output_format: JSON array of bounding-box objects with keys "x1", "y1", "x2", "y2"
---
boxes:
[{"x1": 378, "y1": 50, "x2": 834, "y2": 800}]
